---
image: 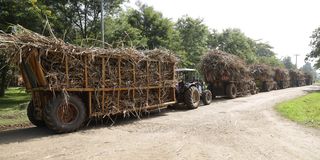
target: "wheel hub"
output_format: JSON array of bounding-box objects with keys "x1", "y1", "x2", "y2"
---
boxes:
[{"x1": 57, "y1": 102, "x2": 79, "y2": 124}]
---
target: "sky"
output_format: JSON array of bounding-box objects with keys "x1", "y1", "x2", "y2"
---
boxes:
[{"x1": 125, "y1": 0, "x2": 320, "y2": 68}]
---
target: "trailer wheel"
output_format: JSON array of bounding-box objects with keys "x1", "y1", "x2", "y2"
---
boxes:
[
  {"x1": 184, "y1": 86, "x2": 200, "y2": 109},
  {"x1": 226, "y1": 84, "x2": 237, "y2": 99},
  {"x1": 44, "y1": 94, "x2": 87, "y2": 133},
  {"x1": 202, "y1": 90, "x2": 212, "y2": 105},
  {"x1": 27, "y1": 100, "x2": 45, "y2": 127}
]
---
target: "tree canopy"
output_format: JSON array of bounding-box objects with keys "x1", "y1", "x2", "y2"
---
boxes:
[
  {"x1": 306, "y1": 26, "x2": 320, "y2": 68},
  {"x1": 176, "y1": 16, "x2": 209, "y2": 67},
  {"x1": 282, "y1": 56, "x2": 296, "y2": 70},
  {"x1": 0, "y1": 1, "x2": 306, "y2": 96}
]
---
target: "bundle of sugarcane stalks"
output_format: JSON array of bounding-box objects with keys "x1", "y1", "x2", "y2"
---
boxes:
[
  {"x1": 304, "y1": 73, "x2": 314, "y2": 85},
  {"x1": 289, "y1": 69, "x2": 306, "y2": 87},
  {"x1": 0, "y1": 26, "x2": 178, "y2": 132},
  {"x1": 200, "y1": 50, "x2": 250, "y2": 82},
  {"x1": 274, "y1": 68, "x2": 290, "y2": 89},
  {"x1": 200, "y1": 50, "x2": 257, "y2": 98},
  {"x1": 250, "y1": 64, "x2": 277, "y2": 92}
]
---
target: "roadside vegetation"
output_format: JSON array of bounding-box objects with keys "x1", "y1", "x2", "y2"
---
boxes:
[
  {"x1": 0, "y1": 87, "x2": 30, "y2": 127},
  {"x1": 276, "y1": 92, "x2": 320, "y2": 128}
]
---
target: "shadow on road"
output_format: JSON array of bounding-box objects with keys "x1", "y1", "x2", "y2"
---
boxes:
[
  {"x1": 0, "y1": 107, "x2": 195, "y2": 144},
  {"x1": 0, "y1": 127, "x2": 54, "y2": 144},
  {"x1": 0, "y1": 97, "x2": 230, "y2": 145}
]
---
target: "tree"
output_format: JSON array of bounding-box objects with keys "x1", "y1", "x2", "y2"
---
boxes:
[
  {"x1": 207, "y1": 29, "x2": 219, "y2": 50},
  {"x1": 176, "y1": 16, "x2": 209, "y2": 67},
  {"x1": 0, "y1": 0, "x2": 53, "y2": 33},
  {"x1": 301, "y1": 62, "x2": 317, "y2": 79},
  {"x1": 255, "y1": 42, "x2": 275, "y2": 57},
  {"x1": 41, "y1": 0, "x2": 126, "y2": 43},
  {"x1": 254, "y1": 41, "x2": 283, "y2": 67},
  {"x1": 306, "y1": 27, "x2": 320, "y2": 68},
  {"x1": 104, "y1": 11, "x2": 148, "y2": 48},
  {"x1": 208, "y1": 28, "x2": 257, "y2": 64},
  {"x1": 282, "y1": 56, "x2": 295, "y2": 70},
  {"x1": 125, "y1": 4, "x2": 180, "y2": 51}
]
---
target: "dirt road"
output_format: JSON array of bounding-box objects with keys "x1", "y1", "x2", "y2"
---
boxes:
[{"x1": 0, "y1": 86, "x2": 319, "y2": 160}]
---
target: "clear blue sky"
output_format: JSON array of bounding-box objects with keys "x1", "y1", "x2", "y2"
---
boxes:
[{"x1": 124, "y1": 0, "x2": 320, "y2": 68}]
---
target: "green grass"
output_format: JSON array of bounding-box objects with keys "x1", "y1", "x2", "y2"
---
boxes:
[
  {"x1": 276, "y1": 92, "x2": 320, "y2": 128},
  {"x1": 0, "y1": 87, "x2": 31, "y2": 126}
]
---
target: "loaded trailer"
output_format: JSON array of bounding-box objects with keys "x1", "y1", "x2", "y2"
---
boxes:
[
  {"x1": 274, "y1": 68, "x2": 290, "y2": 89},
  {"x1": 21, "y1": 48, "x2": 177, "y2": 133},
  {"x1": 250, "y1": 64, "x2": 277, "y2": 92},
  {"x1": 304, "y1": 73, "x2": 313, "y2": 85},
  {"x1": 289, "y1": 70, "x2": 306, "y2": 87},
  {"x1": 0, "y1": 28, "x2": 178, "y2": 133},
  {"x1": 200, "y1": 50, "x2": 257, "y2": 99}
]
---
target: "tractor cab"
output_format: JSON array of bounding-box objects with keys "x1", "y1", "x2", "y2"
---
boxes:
[
  {"x1": 175, "y1": 68, "x2": 212, "y2": 108},
  {"x1": 176, "y1": 68, "x2": 203, "y2": 93}
]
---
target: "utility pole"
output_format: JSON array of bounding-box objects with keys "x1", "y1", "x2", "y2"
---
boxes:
[
  {"x1": 101, "y1": 0, "x2": 105, "y2": 48},
  {"x1": 294, "y1": 54, "x2": 299, "y2": 69}
]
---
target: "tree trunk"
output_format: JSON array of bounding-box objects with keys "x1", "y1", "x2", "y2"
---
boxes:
[{"x1": 0, "y1": 65, "x2": 9, "y2": 97}]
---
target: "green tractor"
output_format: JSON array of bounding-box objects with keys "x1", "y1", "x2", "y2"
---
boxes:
[{"x1": 175, "y1": 68, "x2": 213, "y2": 109}]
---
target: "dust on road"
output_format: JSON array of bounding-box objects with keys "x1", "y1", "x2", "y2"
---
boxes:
[{"x1": 0, "y1": 86, "x2": 319, "y2": 160}]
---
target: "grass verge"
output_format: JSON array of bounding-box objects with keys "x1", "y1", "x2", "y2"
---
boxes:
[
  {"x1": 276, "y1": 92, "x2": 320, "y2": 128},
  {"x1": 0, "y1": 87, "x2": 31, "y2": 127}
]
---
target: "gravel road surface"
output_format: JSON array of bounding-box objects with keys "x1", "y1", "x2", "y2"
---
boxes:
[{"x1": 0, "y1": 86, "x2": 319, "y2": 160}]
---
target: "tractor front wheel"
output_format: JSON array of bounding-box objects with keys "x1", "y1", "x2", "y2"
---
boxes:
[
  {"x1": 202, "y1": 90, "x2": 212, "y2": 105},
  {"x1": 184, "y1": 86, "x2": 201, "y2": 109},
  {"x1": 43, "y1": 94, "x2": 87, "y2": 133}
]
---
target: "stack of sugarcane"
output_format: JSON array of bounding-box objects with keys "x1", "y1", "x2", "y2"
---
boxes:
[
  {"x1": 304, "y1": 73, "x2": 313, "y2": 85},
  {"x1": 289, "y1": 69, "x2": 306, "y2": 87},
  {"x1": 0, "y1": 25, "x2": 177, "y2": 117},
  {"x1": 200, "y1": 50, "x2": 250, "y2": 82},
  {"x1": 274, "y1": 68, "x2": 290, "y2": 89},
  {"x1": 250, "y1": 64, "x2": 276, "y2": 91},
  {"x1": 200, "y1": 50, "x2": 255, "y2": 95}
]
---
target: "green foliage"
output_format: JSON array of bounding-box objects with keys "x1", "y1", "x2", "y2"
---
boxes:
[
  {"x1": 276, "y1": 92, "x2": 320, "y2": 128},
  {"x1": 209, "y1": 29, "x2": 257, "y2": 64},
  {"x1": 207, "y1": 29, "x2": 219, "y2": 50},
  {"x1": 0, "y1": 1, "x2": 287, "y2": 71},
  {"x1": 42, "y1": 0, "x2": 126, "y2": 43},
  {"x1": 301, "y1": 62, "x2": 317, "y2": 79},
  {"x1": 0, "y1": 87, "x2": 30, "y2": 126},
  {"x1": 0, "y1": 0, "x2": 51, "y2": 33},
  {"x1": 257, "y1": 56, "x2": 284, "y2": 67},
  {"x1": 125, "y1": 4, "x2": 180, "y2": 51},
  {"x1": 306, "y1": 27, "x2": 320, "y2": 68},
  {"x1": 104, "y1": 13, "x2": 148, "y2": 48},
  {"x1": 255, "y1": 42, "x2": 276, "y2": 57},
  {"x1": 282, "y1": 56, "x2": 296, "y2": 70},
  {"x1": 254, "y1": 41, "x2": 283, "y2": 67},
  {"x1": 176, "y1": 16, "x2": 209, "y2": 67}
]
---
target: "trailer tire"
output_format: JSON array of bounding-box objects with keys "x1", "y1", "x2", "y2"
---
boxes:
[
  {"x1": 44, "y1": 94, "x2": 87, "y2": 133},
  {"x1": 27, "y1": 100, "x2": 45, "y2": 127},
  {"x1": 184, "y1": 86, "x2": 200, "y2": 109},
  {"x1": 202, "y1": 90, "x2": 212, "y2": 105},
  {"x1": 226, "y1": 84, "x2": 237, "y2": 99}
]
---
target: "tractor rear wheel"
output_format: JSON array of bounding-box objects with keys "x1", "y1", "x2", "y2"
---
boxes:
[
  {"x1": 226, "y1": 84, "x2": 237, "y2": 99},
  {"x1": 43, "y1": 94, "x2": 87, "y2": 133},
  {"x1": 27, "y1": 100, "x2": 45, "y2": 127},
  {"x1": 202, "y1": 90, "x2": 212, "y2": 105},
  {"x1": 184, "y1": 86, "x2": 201, "y2": 109}
]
